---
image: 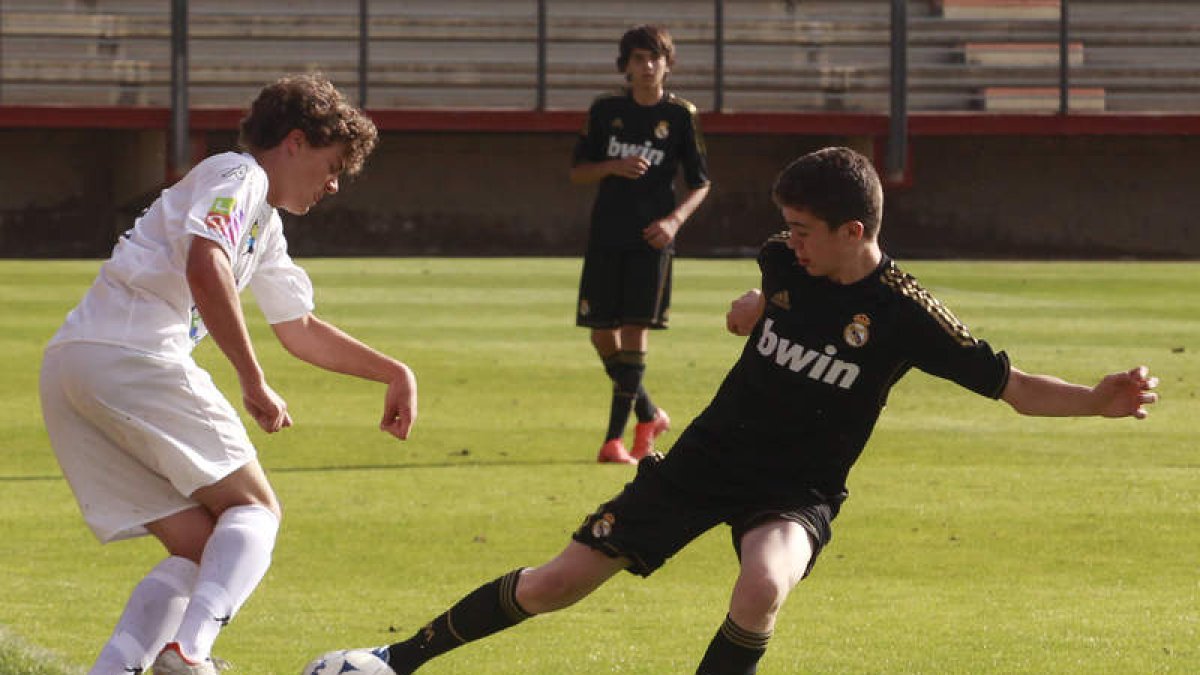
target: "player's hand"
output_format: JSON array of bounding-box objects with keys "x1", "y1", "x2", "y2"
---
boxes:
[
  {"x1": 380, "y1": 364, "x2": 418, "y2": 440},
  {"x1": 726, "y1": 289, "x2": 765, "y2": 336},
  {"x1": 242, "y1": 380, "x2": 292, "y2": 433},
  {"x1": 643, "y1": 215, "x2": 681, "y2": 250},
  {"x1": 609, "y1": 155, "x2": 650, "y2": 179},
  {"x1": 1093, "y1": 365, "x2": 1159, "y2": 419}
]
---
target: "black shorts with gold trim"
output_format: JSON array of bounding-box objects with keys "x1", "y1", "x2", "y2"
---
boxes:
[
  {"x1": 575, "y1": 244, "x2": 672, "y2": 330},
  {"x1": 572, "y1": 446, "x2": 836, "y2": 578}
]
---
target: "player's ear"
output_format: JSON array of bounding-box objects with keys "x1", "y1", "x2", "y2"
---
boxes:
[
  {"x1": 284, "y1": 129, "x2": 306, "y2": 154},
  {"x1": 841, "y1": 220, "x2": 865, "y2": 240}
]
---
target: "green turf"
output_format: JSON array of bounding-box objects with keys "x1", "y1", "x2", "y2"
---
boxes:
[{"x1": 0, "y1": 258, "x2": 1196, "y2": 674}]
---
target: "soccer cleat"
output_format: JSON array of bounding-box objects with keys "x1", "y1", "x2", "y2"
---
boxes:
[
  {"x1": 630, "y1": 408, "x2": 670, "y2": 460},
  {"x1": 596, "y1": 438, "x2": 637, "y2": 465},
  {"x1": 150, "y1": 643, "x2": 228, "y2": 675}
]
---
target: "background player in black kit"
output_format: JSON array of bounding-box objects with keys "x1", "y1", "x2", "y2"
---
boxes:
[
  {"x1": 314, "y1": 147, "x2": 1157, "y2": 675},
  {"x1": 570, "y1": 24, "x2": 712, "y2": 465}
]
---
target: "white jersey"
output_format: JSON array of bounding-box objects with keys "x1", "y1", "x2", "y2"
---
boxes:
[{"x1": 49, "y1": 151, "x2": 314, "y2": 359}]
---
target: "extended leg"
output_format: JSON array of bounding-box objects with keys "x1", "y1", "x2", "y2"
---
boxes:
[
  {"x1": 386, "y1": 542, "x2": 626, "y2": 674},
  {"x1": 154, "y1": 461, "x2": 281, "y2": 671},
  {"x1": 697, "y1": 520, "x2": 813, "y2": 675}
]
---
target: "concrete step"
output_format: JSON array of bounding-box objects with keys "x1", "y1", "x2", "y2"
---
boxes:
[
  {"x1": 982, "y1": 86, "x2": 1104, "y2": 111},
  {"x1": 935, "y1": 0, "x2": 1061, "y2": 20},
  {"x1": 963, "y1": 42, "x2": 1083, "y2": 66}
]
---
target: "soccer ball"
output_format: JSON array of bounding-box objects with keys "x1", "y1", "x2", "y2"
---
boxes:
[{"x1": 300, "y1": 648, "x2": 393, "y2": 675}]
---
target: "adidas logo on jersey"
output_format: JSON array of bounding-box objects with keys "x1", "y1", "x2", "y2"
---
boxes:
[
  {"x1": 607, "y1": 136, "x2": 666, "y2": 166},
  {"x1": 756, "y1": 319, "x2": 861, "y2": 389}
]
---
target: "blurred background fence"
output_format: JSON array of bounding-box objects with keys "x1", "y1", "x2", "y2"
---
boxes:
[{"x1": 1, "y1": 0, "x2": 1199, "y2": 258}]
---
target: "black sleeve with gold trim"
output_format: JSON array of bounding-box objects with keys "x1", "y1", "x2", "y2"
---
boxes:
[
  {"x1": 756, "y1": 232, "x2": 794, "y2": 302},
  {"x1": 669, "y1": 94, "x2": 711, "y2": 190},
  {"x1": 572, "y1": 93, "x2": 620, "y2": 167},
  {"x1": 882, "y1": 262, "x2": 1011, "y2": 399}
]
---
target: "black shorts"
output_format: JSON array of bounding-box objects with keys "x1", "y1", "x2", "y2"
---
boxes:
[
  {"x1": 575, "y1": 244, "x2": 672, "y2": 330},
  {"x1": 572, "y1": 454, "x2": 836, "y2": 578}
]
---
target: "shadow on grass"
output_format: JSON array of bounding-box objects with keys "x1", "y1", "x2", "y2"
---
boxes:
[{"x1": 0, "y1": 457, "x2": 612, "y2": 484}]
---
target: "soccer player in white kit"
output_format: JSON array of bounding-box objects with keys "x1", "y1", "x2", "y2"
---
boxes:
[{"x1": 39, "y1": 73, "x2": 417, "y2": 675}]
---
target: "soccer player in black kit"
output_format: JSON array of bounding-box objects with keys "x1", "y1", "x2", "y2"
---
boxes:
[
  {"x1": 312, "y1": 147, "x2": 1158, "y2": 675},
  {"x1": 571, "y1": 24, "x2": 711, "y2": 465}
]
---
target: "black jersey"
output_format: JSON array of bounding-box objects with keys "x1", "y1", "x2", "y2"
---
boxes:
[
  {"x1": 662, "y1": 233, "x2": 1011, "y2": 505},
  {"x1": 573, "y1": 89, "x2": 710, "y2": 249}
]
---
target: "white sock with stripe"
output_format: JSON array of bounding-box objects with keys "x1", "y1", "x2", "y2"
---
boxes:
[
  {"x1": 89, "y1": 556, "x2": 198, "y2": 674},
  {"x1": 171, "y1": 504, "x2": 279, "y2": 661}
]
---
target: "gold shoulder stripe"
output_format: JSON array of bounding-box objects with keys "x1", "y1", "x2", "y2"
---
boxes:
[
  {"x1": 881, "y1": 262, "x2": 978, "y2": 347},
  {"x1": 667, "y1": 93, "x2": 699, "y2": 115},
  {"x1": 667, "y1": 93, "x2": 707, "y2": 153}
]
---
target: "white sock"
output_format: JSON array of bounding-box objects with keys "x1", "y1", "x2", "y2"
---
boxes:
[
  {"x1": 89, "y1": 556, "x2": 198, "y2": 675},
  {"x1": 172, "y1": 504, "x2": 279, "y2": 661}
]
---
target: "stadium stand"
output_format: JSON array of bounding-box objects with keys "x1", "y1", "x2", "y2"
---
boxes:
[
  {"x1": 1, "y1": 0, "x2": 1199, "y2": 114},
  {"x1": 2, "y1": 1, "x2": 1198, "y2": 260}
]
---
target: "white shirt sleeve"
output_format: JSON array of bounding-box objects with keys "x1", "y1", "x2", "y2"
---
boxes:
[
  {"x1": 182, "y1": 163, "x2": 261, "y2": 261},
  {"x1": 248, "y1": 210, "x2": 316, "y2": 324}
]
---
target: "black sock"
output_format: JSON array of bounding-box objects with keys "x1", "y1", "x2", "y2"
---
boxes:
[
  {"x1": 386, "y1": 569, "x2": 531, "y2": 673},
  {"x1": 695, "y1": 615, "x2": 771, "y2": 675},
  {"x1": 603, "y1": 351, "x2": 645, "y2": 440},
  {"x1": 632, "y1": 382, "x2": 656, "y2": 423},
  {"x1": 602, "y1": 352, "x2": 656, "y2": 424}
]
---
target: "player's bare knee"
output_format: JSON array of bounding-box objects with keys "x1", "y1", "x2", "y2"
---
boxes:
[
  {"x1": 260, "y1": 498, "x2": 283, "y2": 523},
  {"x1": 732, "y1": 571, "x2": 790, "y2": 618},
  {"x1": 516, "y1": 566, "x2": 589, "y2": 614}
]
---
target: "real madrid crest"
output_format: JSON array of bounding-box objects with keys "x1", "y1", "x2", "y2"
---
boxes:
[
  {"x1": 843, "y1": 313, "x2": 870, "y2": 347},
  {"x1": 591, "y1": 513, "x2": 615, "y2": 539},
  {"x1": 654, "y1": 120, "x2": 670, "y2": 139}
]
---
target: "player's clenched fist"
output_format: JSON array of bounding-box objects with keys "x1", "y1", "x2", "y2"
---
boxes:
[{"x1": 726, "y1": 288, "x2": 765, "y2": 336}]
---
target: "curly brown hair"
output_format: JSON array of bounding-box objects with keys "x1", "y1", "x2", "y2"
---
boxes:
[{"x1": 239, "y1": 73, "x2": 378, "y2": 176}]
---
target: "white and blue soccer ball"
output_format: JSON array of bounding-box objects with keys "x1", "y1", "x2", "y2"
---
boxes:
[{"x1": 301, "y1": 648, "x2": 393, "y2": 675}]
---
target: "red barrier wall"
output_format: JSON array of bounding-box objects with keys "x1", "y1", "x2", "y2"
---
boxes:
[{"x1": 2, "y1": 108, "x2": 1198, "y2": 258}]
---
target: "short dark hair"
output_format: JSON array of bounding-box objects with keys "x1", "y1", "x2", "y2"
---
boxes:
[
  {"x1": 772, "y1": 147, "x2": 884, "y2": 238},
  {"x1": 238, "y1": 73, "x2": 378, "y2": 176},
  {"x1": 616, "y1": 25, "x2": 676, "y2": 72}
]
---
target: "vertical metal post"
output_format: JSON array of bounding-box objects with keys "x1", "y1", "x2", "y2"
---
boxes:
[
  {"x1": 169, "y1": 0, "x2": 189, "y2": 178},
  {"x1": 887, "y1": 0, "x2": 908, "y2": 182},
  {"x1": 0, "y1": 0, "x2": 6, "y2": 103},
  {"x1": 358, "y1": 0, "x2": 369, "y2": 107},
  {"x1": 536, "y1": 0, "x2": 547, "y2": 111},
  {"x1": 713, "y1": 0, "x2": 724, "y2": 112},
  {"x1": 1058, "y1": 0, "x2": 1069, "y2": 114}
]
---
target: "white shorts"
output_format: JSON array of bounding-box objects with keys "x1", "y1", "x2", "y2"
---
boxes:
[{"x1": 40, "y1": 342, "x2": 257, "y2": 543}]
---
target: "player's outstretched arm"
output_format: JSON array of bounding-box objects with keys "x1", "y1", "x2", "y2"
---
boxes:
[
  {"x1": 726, "y1": 288, "x2": 765, "y2": 336},
  {"x1": 271, "y1": 314, "x2": 418, "y2": 439},
  {"x1": 1001, "y1": 365, "x2": 1159, "y2": 419}
]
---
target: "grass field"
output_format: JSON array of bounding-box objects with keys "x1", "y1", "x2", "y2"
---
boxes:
[{"x1": 0, "y1": 257, "x2": 1196, "y2": 674}]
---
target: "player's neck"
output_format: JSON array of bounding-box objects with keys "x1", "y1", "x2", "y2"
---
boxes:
[
  {"x1": 250, "y1": 147, "x2": 284, "y2": 208},
  {"x1": 630, "y1": 84, "x2": 664, "y2": 106},
  {"x1": 830, "y1": 243, "x2": 884, "y2": 285}
]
